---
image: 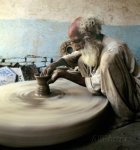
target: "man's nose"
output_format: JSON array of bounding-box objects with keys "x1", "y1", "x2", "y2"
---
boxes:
[
  {"x1": 75, "y1": 43, "x2": 84, "y2": 50},
  {"x1": 74, "y1": 45, "x2": 82, "y2": 51}
]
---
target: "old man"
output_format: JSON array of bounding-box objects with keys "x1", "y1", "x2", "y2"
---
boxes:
[{"x1": 42, "y1": 17, "x2": 140, "y2": 127}]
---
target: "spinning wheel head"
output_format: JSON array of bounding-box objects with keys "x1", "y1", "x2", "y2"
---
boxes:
[
  {"x1": 0, "y1": 79, "x2": 108, "y2": 147},
  {"x1": 34, "y1": 75, "x2": 51, "y2": 96}
]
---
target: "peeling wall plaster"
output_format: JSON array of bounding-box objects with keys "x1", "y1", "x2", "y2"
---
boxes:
[{"x1": 0, "y1": 0, "x2": 139, "y2": 25}]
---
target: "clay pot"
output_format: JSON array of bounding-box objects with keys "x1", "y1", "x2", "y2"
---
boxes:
[{"x1": 35, "y1": 75, "x2": 51, "y2": 96}]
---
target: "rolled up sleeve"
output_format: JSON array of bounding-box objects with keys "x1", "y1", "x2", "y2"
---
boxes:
[
  {"x1": 85, "y1": 71, "x2": 101, "y2": 95},
  {"x1": 62, "y1": 51, "x2": 81, "y2": 68}
]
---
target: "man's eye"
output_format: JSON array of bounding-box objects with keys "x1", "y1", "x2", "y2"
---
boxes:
[
  {"x1": 75, "y1": 40, "x2": 81, "y2": 43},
  {"x1": 71, "y1": 39, "x2": 81, "y2": 43}
]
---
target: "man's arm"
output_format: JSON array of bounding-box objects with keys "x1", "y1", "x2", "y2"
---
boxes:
[
  {"x1": 42, "y1": 51, "x2": 81, "y2": 76},
  {"x1": 41, "y1": 58, "x2": 69, "y2": 75},
  {"x1": 63, "y1": 70, "x2": 86, "y2": 86},
  {"x1": 48, "y1": 69, "x2": 86, "y2": 87}
]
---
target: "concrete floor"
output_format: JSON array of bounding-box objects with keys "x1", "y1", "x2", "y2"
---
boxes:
[{"x1": 0, "y1": 121, "x2": 139, "y2": 150}]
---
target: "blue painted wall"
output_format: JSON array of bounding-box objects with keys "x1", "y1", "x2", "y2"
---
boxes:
[
  {"x1": 0, "y1": 19, "x2": 69, "y2": 60},
  {"x1": 0, "y1": 19, "x2": 139, "y2": 66}
]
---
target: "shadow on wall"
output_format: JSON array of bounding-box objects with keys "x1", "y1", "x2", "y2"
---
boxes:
[{"x1": 0, "y1": 19, "x2": 139, "y2": 64}]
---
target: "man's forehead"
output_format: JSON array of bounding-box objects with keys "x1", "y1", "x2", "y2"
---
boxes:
[
  {"x1": 70, "y1": 35, "x2": 82, "y2": 41},
  {"x1": 68, "y1": 27, "x2": 82, "y2": 39},
  {"x1": 68, "y1": 17, "x2": 83, "y2": 39}
]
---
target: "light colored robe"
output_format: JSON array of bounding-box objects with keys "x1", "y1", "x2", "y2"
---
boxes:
[{"x1": 62, "y1": 36, "x2": 140, "y2": 124}]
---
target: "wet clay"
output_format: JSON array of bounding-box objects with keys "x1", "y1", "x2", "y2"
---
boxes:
[{"x1": 35, "y1": 75, "x2": 50, "y2": 96}]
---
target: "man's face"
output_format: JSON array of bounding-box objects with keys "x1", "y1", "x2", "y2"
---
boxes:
[
  {"x1": 68, "y1": 22, "x2": 85, "y2": 51},
  {"x1": 70, "y1": 35, "x2": 85, "y2": 51}
]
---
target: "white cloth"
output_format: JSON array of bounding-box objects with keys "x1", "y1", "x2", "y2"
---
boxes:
[{"x1": 63, "y1": 36, "x2": 140, "y2": 122}]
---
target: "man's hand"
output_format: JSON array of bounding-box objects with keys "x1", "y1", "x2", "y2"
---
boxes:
[
  {"x1": 47, "y1": 69, "x2": 66, "y2": 84},
  {"x1": 41, "y1": 58, "x2": 68, "y2": 76},
  {"x1": 41, "y1": 63, "x2": 57, "y2": 76}
]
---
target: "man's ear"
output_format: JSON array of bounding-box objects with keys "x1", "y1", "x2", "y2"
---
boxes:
[{"x1": 59, "y1": 40, "x2": 74, "y2": 56}]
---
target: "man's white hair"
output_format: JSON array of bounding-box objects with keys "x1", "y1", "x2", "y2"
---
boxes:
[{"x1": 79, "y1": 17, "x2": 103, "y2": 36}]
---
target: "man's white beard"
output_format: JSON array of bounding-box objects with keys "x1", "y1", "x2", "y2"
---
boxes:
[{"x1": 81, "y1": 42, "x2": 100, "y2": 67}]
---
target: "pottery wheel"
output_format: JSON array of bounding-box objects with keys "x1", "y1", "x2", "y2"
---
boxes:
[{"x1": 0, "y1": 79, "x2": 108, "y2": 147}]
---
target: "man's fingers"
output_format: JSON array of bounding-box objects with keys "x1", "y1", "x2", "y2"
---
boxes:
[
  {"x1": 47, "y1": 71, "x2": 58, "y2": 84},
  {"x1": 40, "y1": 68, "x2": 48, "y2": 76},
  {"x1": 41, "y1": 67, "x2": 52, "y2": 76},
  {"x1": 47, "y1": 68, "x2": 53, "y2": 75},
  {"x1": 47, "y1": 79, "x2": 53, "y2": 84}
]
